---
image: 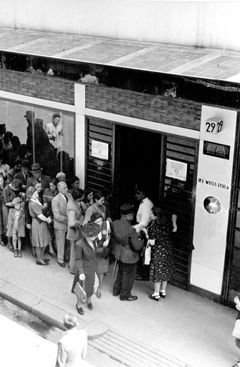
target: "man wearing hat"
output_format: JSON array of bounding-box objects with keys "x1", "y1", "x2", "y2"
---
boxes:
[
  {"x1": 14, "y1": 160, "x2": 30, "y2": 188},
  {"x1": 27, "y1": 163, "x2": 50, "y2": 191},
  {"x1": 112, "y1": 204, "x2": 144, "y2": 301}
]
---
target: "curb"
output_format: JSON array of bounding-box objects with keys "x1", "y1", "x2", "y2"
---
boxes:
[{"x1": 0, "y1": 278, "x2": 191, "y2": 367}]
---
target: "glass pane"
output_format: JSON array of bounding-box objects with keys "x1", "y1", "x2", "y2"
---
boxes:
[
  {"x1": 234, "y1": 230, "x2": 240, "y2": 249},
  {"x1": 237, "y1": 190, "x2": 240, "y2": 209},
  {"x1": 236, "y1": 211, "x2": 240, "y2": 228},
  {"x1": 0, "y1": 99, "x2": 75, "y2": 179}
]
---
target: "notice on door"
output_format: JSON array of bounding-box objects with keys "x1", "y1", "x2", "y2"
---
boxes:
[
  {"x1": 166, "y1": 159, "x2": 187, "y2": 181},
  {"x1": 91, "y1": 140, "x2": 109, "y2": 160}
]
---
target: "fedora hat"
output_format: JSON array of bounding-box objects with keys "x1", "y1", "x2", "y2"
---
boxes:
[
  {"x1": 31, "y1": 163, "x2": 42, "y2": 173},
  {"x1": 24, "y1": 110, "x2": 35, "y2": 118},
  {"x1": 9, "y1": 178, "x2": 22, "y2": 191},
  {"x1": 82, "y1": 222, "x2": 101, "y2": 239}
]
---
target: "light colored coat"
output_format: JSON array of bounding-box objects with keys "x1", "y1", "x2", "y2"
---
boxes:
[
  {"x1": 52, "y1": 193, "x2": 68, "y2": 230},
  {"x1": 6, "y1": 207, "x2": 25, "y2": 237},
  {"x1": 56, "y1": 327, "x2": 93, "y2": 367},
  {"x1": 66, "y1": 197, "x2": 84, "y2": 241}
]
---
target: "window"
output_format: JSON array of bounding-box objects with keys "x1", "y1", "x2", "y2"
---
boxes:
[{"x1": 0, "y1": 100, "x2": 75, "y2": 178}]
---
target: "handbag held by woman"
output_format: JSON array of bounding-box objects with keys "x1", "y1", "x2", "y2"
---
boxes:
[
  {"x1": 74, "y1": 280, "x2": 87, "y2": 304},
  {"x1": 232, "y1": 319, "x2": 240, "y2": 339}
]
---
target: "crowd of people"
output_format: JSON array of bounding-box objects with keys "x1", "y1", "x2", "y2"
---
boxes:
[
  {"x1": 0, "y1": 153, "x2": 177, "y2": 315},
  {"x1": 0, "y1": 111, "x2": 179, "y2": 319}
]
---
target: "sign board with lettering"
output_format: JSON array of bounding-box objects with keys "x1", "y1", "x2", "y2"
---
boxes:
[
  {"x1": 91, "y1": 140, "x2": 109, "y2": 160},
  {"x1": 166, "y1": 159, "x2": 187, "y2": 181},
  {"x1": 203, "y1": 141, "x2": 230, "y2": 160},
  {"x1": 191, "y1": 106, "x2": 237, "y2": 295}
]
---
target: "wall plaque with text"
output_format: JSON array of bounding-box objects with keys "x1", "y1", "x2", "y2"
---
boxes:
[{"x1": 91, "y1": 140, "x2": 109, "y2": 160}]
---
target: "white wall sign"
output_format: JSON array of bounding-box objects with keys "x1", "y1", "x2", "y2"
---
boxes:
[
  {"x1": 191, "y1": 106, "x2": 237, "y2": 295},
  {"x1": 91, "y1": 140, "x2": 109, "y2": 160},
  {"x1": 166, "y1": 159, "x2": 187, "y2": 181}
]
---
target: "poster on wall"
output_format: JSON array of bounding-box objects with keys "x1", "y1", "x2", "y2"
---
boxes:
[
  {"x1": 166, "y1": 158, "x2": 187, "y2": 181},
  {"x1": 91, "y1": 139, "x2": 109, "y2": 160}
]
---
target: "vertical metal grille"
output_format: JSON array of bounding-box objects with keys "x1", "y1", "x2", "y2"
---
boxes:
[
  {"x1": 86, "y1": 117, "x2": 113, "y2": 194},
  {"x1": 163, "y1": 135, "x2": 199, "y2": 289}
]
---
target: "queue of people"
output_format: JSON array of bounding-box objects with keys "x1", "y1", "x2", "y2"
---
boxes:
[
  {"x1": 0, "y1": 155, "x2": 177, "y2": 315},
  {"x1": 0, "y1": 118, "x2": 178, "y2": 317}
]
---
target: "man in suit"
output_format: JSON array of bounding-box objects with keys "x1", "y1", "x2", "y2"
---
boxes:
[
  {"x1": 27, "y1": 163, "x2": 50, "y2": 191},
  {"x1": 112, "y1": 204, "x2": 144, "y2": 301},
  {"x1": 52, "y1": 181, "x2": 68, "y2": 267},
  {"x1": 14, "y1": 159, "x2": 30, "y2": 190}
]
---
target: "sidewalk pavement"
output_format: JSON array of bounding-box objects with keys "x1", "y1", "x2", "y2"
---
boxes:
[{"x1": 0, "y1": 245, "x2": 238, "y2": 367}]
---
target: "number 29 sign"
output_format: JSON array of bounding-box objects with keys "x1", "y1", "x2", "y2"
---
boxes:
[{"x1": 205, "y1": 118, "x2": 223, "y2": 134}]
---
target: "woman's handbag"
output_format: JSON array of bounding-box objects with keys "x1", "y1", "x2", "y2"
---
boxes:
[
  {"x1": 144, "y1": 245, "x2": 151, "y2": 265},
  {"x1": 74, "y1": 281, "x2": 87, "y2": 304},
  {"x1": 232, "y1": 319, "x2": 240, "y2": 339},
  {"x1": 93, "y1": 272, "x2": 100, "y2": 294}
]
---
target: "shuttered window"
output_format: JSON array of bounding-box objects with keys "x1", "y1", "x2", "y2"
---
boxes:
[
  {"x1": 163, "y1": 135, "x2": 199, "y2": 289},
  {"x1": 86, "y1": 117, "x2": 113, "y2": 194}
]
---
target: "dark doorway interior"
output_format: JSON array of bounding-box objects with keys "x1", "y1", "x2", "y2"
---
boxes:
[{"x1": 113, "y1": 125, "x2": 162, "y2": 215}]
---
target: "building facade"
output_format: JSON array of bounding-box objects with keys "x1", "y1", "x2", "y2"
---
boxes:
[{"x1": 0, "y1": 24, "x2": 240, "y2": 306}]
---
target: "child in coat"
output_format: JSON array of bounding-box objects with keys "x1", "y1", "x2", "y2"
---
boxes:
[{"x1": 6, "y1": 197, "x2": 25, "y2": 257}]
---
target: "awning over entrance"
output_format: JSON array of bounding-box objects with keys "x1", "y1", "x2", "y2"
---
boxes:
[{"x1": 1, "y1": 27, "x2": 240, "y2": 83}]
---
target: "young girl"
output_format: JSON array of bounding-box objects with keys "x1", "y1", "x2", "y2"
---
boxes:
[{"x1": 6, "y1": 197, "x2": 25, "y2": 257}]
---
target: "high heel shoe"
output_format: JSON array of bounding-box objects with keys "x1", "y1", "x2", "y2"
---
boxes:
[
  {"x1": 36, "y1": 259, "x2": 48, "y2": 266},
  {"x1": 96, "y1": 288, "x2": 102, "y2": 298},
  {"x1": 87, "y1": 302, "x2": 93, "y2": 310},
  {"x1": 76, "y1": 305, "x2": 84, "y2": 315},
  {"x1": 149, "y1": 294, "x2": 160, "y2": 301}
]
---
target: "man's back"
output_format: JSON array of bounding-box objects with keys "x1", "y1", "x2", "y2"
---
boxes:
[{"x1": 112, "y1": 218, "x2": 143, "y2": 263}]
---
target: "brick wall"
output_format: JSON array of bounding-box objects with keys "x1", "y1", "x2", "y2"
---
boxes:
[
  {"x1": 0, "y1": 69, "x2": 74, "y2": 105},
  {"x1": 85, "y1": 85, "x2": 202, "y2": 131}
]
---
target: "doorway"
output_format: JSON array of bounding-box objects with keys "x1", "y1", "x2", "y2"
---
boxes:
[
  {"x1": 112, "y1": 124, "x2": 198, "y2": 289},
  {"x1": 113, "y1": 125, "x2": 163, "y2": 211}
]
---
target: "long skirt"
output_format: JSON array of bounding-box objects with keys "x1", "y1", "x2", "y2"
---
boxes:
[{"x1": 31, "y1": 218, "x2": 51, "y2": 248}]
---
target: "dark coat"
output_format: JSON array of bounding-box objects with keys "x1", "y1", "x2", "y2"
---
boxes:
[
  {"x1": 112, "y1": 217, "x2": 144, "y2": 264},
  {"x1": 72, "y1": 238, "x2": 97, "y2": 297},
  {"x1": 27, "y1": 175, "x2": 50, "y2": 191},
  {"x1": 14, "y1": 172, "x2": 29, "y2": 187}
]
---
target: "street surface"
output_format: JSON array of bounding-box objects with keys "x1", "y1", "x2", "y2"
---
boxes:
[
  {"x1": 0, "y1": 244, "x2": 239, "y2": 367},
  {"x1": 0, "y1": 298, "x2": 56, "y2": 367},
  {"x1": 0, "y1": 297, "x2": 125, "y2": 367}
]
